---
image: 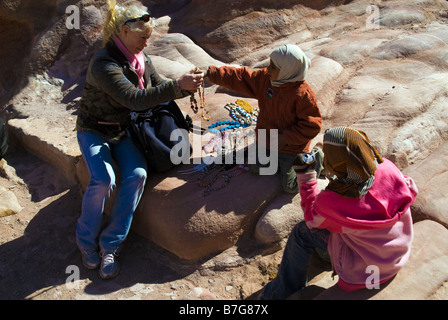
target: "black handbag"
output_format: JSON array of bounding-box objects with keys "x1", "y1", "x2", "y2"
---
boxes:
[{"x1": 130, "y1": 100, "x2": 193, "y2": 172}]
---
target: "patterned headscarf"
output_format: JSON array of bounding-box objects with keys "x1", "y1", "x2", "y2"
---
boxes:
[{"x1": 323, "y1": 127, "x2": 383, "y2": 198}]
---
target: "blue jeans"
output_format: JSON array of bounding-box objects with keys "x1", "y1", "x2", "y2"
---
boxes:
[
  {"x1": 76, "y1": 131, "x2": 147, "y2": 253},
  {"x1": 262, "y1": 221, "x2": 330, "y2": 300}
]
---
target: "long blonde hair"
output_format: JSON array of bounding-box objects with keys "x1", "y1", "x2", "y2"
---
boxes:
[{"x1": 103, "y1": 0, "x2": 156, "y2": 46}]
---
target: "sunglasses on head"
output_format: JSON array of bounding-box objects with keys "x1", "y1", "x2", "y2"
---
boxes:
[{"x1": 125, "y1": 13, "x2": 152, "y2": 25}]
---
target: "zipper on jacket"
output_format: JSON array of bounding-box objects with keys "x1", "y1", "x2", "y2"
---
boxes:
[{"x1": 124, "y1": 63, "x2": 142, "y2": 88}]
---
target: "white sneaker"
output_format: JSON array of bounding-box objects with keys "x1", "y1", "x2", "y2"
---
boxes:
[{"x1": 99, "y1": 250, "x2": 120, "y2": 279}]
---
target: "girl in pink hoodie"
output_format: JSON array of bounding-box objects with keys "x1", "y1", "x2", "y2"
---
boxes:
[{"x1": 262, "y1": 127, "x2": 418, "y2": 299}]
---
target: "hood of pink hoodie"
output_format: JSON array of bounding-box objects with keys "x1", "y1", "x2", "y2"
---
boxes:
[{"x1": 314, "y1": 159, "x2": 418, "y2": 232}]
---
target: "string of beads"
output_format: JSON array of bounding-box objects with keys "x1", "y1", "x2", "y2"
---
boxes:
[
  {"x1": 206, "y1": 101, "x2": 258, "y2": 133},
  {"x1": 225, "y1": 102, "x2": 257, "y2": 125},
  {"x1": 196, "y1": 163, "x2": 248, "y2": 196},
  {"x1": 208, "y1": 120, "x2": 250, "y2": 133},
  {"x1": 190, "y1": 79, "x2": 209, "y2": 121}
]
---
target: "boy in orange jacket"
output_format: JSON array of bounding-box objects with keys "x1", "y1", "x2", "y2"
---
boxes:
[{"x1": 206, "y1": 44, "x2": 322, "y2": 192}]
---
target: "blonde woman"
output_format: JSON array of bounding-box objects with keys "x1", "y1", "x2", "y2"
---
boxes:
[{"x1": 75, "y1": 1, "x2": 203, "y2": 279}]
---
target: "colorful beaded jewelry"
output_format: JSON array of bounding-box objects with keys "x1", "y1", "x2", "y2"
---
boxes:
[
  {"x1": 207, "y1": 120, "x2": 249, "y2": 133},
  {"x1": 224, "y1": 102, "x2": 258, "y2": 125},
  {"x1": 203, "y1": 130, "x2": 230, "y2": 153},
  {"x1": 235, "y1": 99, "x2": 254, "y2": 113}
]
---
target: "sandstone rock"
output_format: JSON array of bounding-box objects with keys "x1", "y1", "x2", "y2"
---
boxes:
[
  {"x1": 149, "y1": 55, "x2": 193, "y2": 80},
  {"x1": 29, "y1": 2, "x2": 106, "y2": 87},
  {"x1": 182, "y1": 287, "x2": 217, "y2": 300},
  {"x1": 326, "y1": 59, "x2": 448, "y2": 166},
  {"x1": 0, "y1": 185, "x2": 22, "y2": 217},
  {"x1": 79, "y1": 5, "x2": 106, "y2": 45},
  {"x1": 132, "y1": 165, "x2": 282, "y2": 261},
  {"x1": 352, "y1": 70, "x2": 448, "y2": 164},
  {"x1": 255, "y1": 193, "x2": 303, "y2": 245},
  {"x1": 318, "y1": 31, "x2": 402, "y2": 65},
  {"x1": 168, "y1": 0, "x2": 324, "y2": 62},
  {"x1": 413, "y1": 46, "x2": 448, "y2": 69},
  {"x1": 402, "y1": 141, "x2": 448, "y2": 227},
  {"x1": 306, "y1": 54, "x2": 344, "y2": 96},
  {"x1": 378, "y1": 7, "x2": 426, "y2": 28},
  {"x1": 372, "y1": 30, "x2": 448, "y2": 60},
  {"x1": 324, "y1": 63, "x2": 397, "y2": 125},
  {"x1": 200, "y1": 246, "x2": 247, "y2": 271},
  {"x1": 0, "y1": 0, "x2": 67, "y2": 105},
  {"x1": 313, "y1": 220, "x2": 448, "y2": 300},
  {"x1": 147, "y1": 33, "x2": 225, "y2": 80},
  {"x1": 255, "y1": 178, "x2": 329, "y2": 245},
  {"x1": 7, "y1": 118, "x2": 80, "y2": 185},
  {"x1": 236, "y1": 31, "x2": 314, "y2": 68}
]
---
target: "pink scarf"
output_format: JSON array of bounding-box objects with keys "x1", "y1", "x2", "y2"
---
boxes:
[{"x1": 113, "y1": 36, "x2": 146, "y2": 89}]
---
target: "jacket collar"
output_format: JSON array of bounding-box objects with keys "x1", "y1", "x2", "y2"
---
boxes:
[
  {"x1": 105, "y1": 40, "x2": 150, "y2": 88},
  {"x1": 105, "y1": 40, "x2": 130, "y2": 66}
]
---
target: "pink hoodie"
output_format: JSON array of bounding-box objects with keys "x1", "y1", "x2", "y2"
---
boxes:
[{"x1": 298, "y1": 159, "x2": 418, "y2": 291}]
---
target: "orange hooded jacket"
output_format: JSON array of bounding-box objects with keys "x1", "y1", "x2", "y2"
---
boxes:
[{"x1": 208, "y1": 66, "x2": 322, "y2": 154}]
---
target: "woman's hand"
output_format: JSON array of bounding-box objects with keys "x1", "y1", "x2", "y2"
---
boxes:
[{"x1": 177, "y1": 68, "x2": 204, "y2": 92}]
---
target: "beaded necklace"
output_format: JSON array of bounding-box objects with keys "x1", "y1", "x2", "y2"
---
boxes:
[
  {"x1": 177, "y1": 138, "x2": 250, "y2": 197},
  {"x1": 197, "y1": 163, "x2": 248, "y2": 196},
  {"x1": 199, "y1": 79, "x2": 209, "y2": 121},
  {"x1": 225, "y1": 102, "x2": 258, "y2": 125},
  {"x1": 207, "y1": 120, "x2": 250, "y2": 133},
  {"x1": 190, "y1": 93, "x2": 198, "y2": 114},
  {"x1": 190, "y1": 79, "x2": 209, "y2": 121},
  {"x1": 205, "y1": 101, "x2": 257, "y2": 134}
]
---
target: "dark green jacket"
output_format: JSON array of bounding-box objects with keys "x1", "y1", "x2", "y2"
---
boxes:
[{"x1": 76, "y1": 41, "x2": 187, "y2": 142}]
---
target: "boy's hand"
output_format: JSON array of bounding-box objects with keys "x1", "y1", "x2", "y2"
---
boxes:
[{"x1": 293, "y1": 146, "x2": 324, "y2": 177}]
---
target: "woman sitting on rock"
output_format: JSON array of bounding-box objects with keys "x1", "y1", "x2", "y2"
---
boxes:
[
  {"x1": 75, "y1": 0, "x2": 203, "y2": 279},
  {"x1": 262, "y1": 127, "x2": 418, "y2": 299},
  {"x1": 206, "y1": 44, "x2": 322, "y2": 193}
]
